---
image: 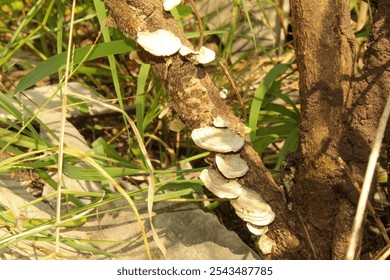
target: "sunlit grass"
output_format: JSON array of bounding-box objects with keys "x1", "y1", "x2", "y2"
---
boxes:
[{"x1": 0, "y1": 0, "x2": 302, "y2": 259}]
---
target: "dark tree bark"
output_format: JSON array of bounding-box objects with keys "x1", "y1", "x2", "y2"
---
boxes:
[
  {"x1": 291, "y1": 0, "x2": 389, "y2": 259},
  {"x1": 104, "y1": 0, "x2": 389, "y2": 259}
]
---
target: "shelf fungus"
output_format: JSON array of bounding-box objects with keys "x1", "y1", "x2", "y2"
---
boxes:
[
  {"x1": 256, "y1": 233, "x2": 275, "y2": 255},
  {"x1": 136, "y1": 30, "x2": 182, "y2": 56},
  {"x1": 215, "y1": 153, "x2": 249, "y2": 179},
  {"x1": 246, "y1": 223, "x2": 268, "y2": 236},
  {"x1": 178, "y1": 45, "x2": 194, "y2": 56},
  {"x1": 163, "y1": 0, "x2": 181, "y2": 11},
  {"x1": 194, "y1": 46, "x2": 216, "y2": 64},
  {"x1": 212, "y1": 116, "x2": 230, "y2": 128},
  {"x1": 218, "y1": 88, "x2": 228, "y2": 99},
  {"x1": 191, "y1": 126, "x2": 245, "y2": 153},
  {"x1": 200, "y1": 168, "x2": 243, "y2": 199},
  {"x1": 230, "y1": 187, "x2": 275, "y2": 227},
  {"x1": 136, "y1": 29, "x2": 216, "y2": 65}
]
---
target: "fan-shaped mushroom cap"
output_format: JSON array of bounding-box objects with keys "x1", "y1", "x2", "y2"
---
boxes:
[
  {"x1": 194, "y1": 46, "x2": 216, "y2": 64},
  {"x1": 200, "y1": 168, "x2": 243, "y2": 199},
  {"x1": 191, "y1": 126, "x2": 245, "y2": 153},
  {"x1": 246, "y1": 223, "x2": 268, "y2": 236},
  {"x1": 230, "y1": 187, "x2": 275, "y2": 226},
  {"x1": 136, "y1": 30, "x2": 182, "y2": 56},
  {"x1": 219, "y1": 88, "x2": 228, "y2": 99},
  {"x1": 256, "y1": 234, "x2": 274, "y2": 255},
  {"x1": 163, "y1": 0, "x2": 181, "y2": 11},
  {"x1": 179, "y1": 45, "x2": 194, "y2": 56},
  {"x1": 215, "y1": 153, "x2": 249, "y2": 179},
  {"x1": 212, "y1": 116, "x2": 230, "y2": 128}
]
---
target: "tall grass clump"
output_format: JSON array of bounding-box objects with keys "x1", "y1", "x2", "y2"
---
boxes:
[{"x1": 0, "y1": 0, "x2": 303, "y2": 259}]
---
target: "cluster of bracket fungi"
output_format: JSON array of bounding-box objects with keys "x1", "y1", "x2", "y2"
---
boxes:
[
  {"x1": 133, "y1": 0, "x2": 276, "y2": 255},
  {"x1": 192, "y1": 118, "x2": 275, "y2": 254}
]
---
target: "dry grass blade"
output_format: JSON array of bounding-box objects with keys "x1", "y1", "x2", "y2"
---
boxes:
[
  {"x1": 63, "y1": 146, "x2": 152, "y2": 259},
  {"x1": 338, "y1": 157, "x2": 390, "y2": 244},
  {"x1": 375, "y1": 243, "x2": 390, "y2": 260},
  {"x1": 219, "y1": 61, "x2": 247, "y2": 121},
  {"x1": 66, "y1": 90, "x2": 166, "y2": 258},
  {"x1": 346, "y1": 95, "x2": 390, "y2": 260},
  {"x1": 55, "y1": 0, "x2": 76, "y2": 255},
  {"x1": 186, "y1": 0, "x2": 204, "y2": 51}
]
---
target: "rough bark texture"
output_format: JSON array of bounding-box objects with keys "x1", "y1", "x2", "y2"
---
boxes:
[
  {"x1": 345, "y1": 0, "x2": 390, "y2": 179},
  {"x1": 104, "y1": 0, "x2": 302, "y2": 259},
  {"x1": 291, "y1": 0, "x2": 389, "y2": 259}
]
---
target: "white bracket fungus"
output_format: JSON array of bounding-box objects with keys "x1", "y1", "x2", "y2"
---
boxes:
[
  {"x1": 163, "y1": 0, "x2": 182, "y2": 11},
  {"x1": 178, "y1": 45, "x2": 194, "y2": 56},
  {"x1": 136, "y1": 30, "x2": 215, "y2": 66},
  {"x1": 191, "y1": 126, "x2": 245, "y2": 153},
  {"x1": 256, "y1": 234, "x2": 275, "y2": 255},
  {"x1": 246, "y1": 223, "x2": 268, "y2": 236},
  {"x1": 136, "y1": 30, "x2": 182, "y2": 56},
  {"x1": 212, "y1": 116, "x2": 230, "y2": 128},
  {"x1": 230, "y1": 187, "x2": 275, "y2": 227},
  {"x1": 215, "y1": 153, "x2": 249, "y2": 179},
  {"x1": 219, "y1": 88, "x2": 228, "y2": 99},
  {"x1": 194, "y1": 46, "x2": 216, "y2": 64},
  {"x1": 200, "y1": 168, "x2": 243, "y2": 199},
  {"x1": 179, "y1": 45, "x2": 216, "y2": 64}
]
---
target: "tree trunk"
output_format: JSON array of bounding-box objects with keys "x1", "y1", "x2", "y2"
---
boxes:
[{"x1": 291, "y1": 0, "x2": 389, "y2": 259}]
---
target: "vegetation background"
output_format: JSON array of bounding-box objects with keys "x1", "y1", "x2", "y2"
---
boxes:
[{"x1": 0, "y1": 0, "x2": 388, "y2": 259}]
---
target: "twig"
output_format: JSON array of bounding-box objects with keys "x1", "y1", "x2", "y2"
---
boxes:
[
  {"x1": 375, "y1": 242, "x2": 390, "y2": 260},
  {"x1": 297, "y1": 211, "x2": 319, "y2": 259},
  {"x1": 186, "y1": 0, "x2": 203, "y2": 51},
  {"x1": 338, "y1": 157, "x2": 390, "y2": 244},
  {"x1": 219, "y1": 62, "x2": 247, "y2": 121},
  {"x1": 346, "y1": 95, "x2": 390, "y2": 260}
]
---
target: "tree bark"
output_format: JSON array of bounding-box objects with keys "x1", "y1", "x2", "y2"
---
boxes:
[
  {"x1": 104, "y1": 0, "x2": 302, "y2": 259},
  {"x1": 291, "y1": 0, "x2": 389, "y2": 259}
]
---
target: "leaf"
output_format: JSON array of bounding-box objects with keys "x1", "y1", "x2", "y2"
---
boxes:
[
  {"x1": 275, "y1": 127, "x2": 299, "y2": 170},
  {"x1": 15, "y1": 40, "x2": 136, "y2": 94},
  {"x1": 265, "y1": 103, "x2": 299, "y2": 122},
  {"x1": 252, "y1": 134, "x2": 278, "y2": 154},
  {"x1": 256, "y1": 123, "x2": 297, "y2": 138},
  {"x1": 0, "y1": 127, "x2": 48, "y2": 150},
  {"x1": 62, "y1": 160, "x2": 147, "y2": 181},
  {"x1": 158, "y1": 180, "x2": 204, "y2": 192},
  {"x1": 136, "y1": 64, "x2": 151, "y2": 140},
  {"x1": 248, "y1": 64, "x2": 291, "y2": 141}
]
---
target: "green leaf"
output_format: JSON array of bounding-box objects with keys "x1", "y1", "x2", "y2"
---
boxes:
[
  {"x1": 256, "y1": 123, "x2": 296, "y2": 138},
  {"x1": 158, "y1": 180, "x2": 204, "y2": 192},
  {"x1": 15, "y1": 40, "x2": 136, "y2": 94},
  {"x1": 136, "y1": 64, "x2": 151, "y2": 140},
  {"x1": 92, "y1": 137, "x2": 136, "y2": 168},
  {"x1": 275, "y1": 127, "x2": 299, "y2": 170},
  {"x1": 265, "y1": 103, "x2": 299, "y2": 122},
  {"x1": 252, "y1": 134, "x2": 278, "y2": 154},
  {"x1": 60, "y1": 238, "x2": 116, "y2": 256},
  {"x1": 0, "y1": 127, "x2": 48, "y2": 150},
  {"x1": 248, "y1": 64, "x2": 291, "y2": 141},
  {"x1": 62, "y1": 160, "x2": 147, "y2": 181}
]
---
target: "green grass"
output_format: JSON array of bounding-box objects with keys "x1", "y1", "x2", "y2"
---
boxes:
[{"x1": 0, "y1": 0, "x2": 303, "y2": 259}]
